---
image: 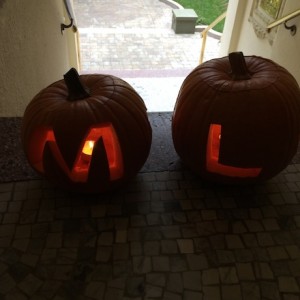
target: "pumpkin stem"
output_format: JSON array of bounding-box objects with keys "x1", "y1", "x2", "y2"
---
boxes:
[
  {"x1": 64, "y1": 68, "x2": 90, "y2": 101},
  {"x1": 229, "y1": 52, "x2": 251, "y2": 80}
]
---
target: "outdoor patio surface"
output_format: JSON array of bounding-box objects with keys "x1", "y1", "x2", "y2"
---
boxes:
[
  {"x1": 74, "y1": 0, "x2": 220, "y2": 111},
  {"x1": 0, "y1": 1, "x2": 299, "y2": 299}
]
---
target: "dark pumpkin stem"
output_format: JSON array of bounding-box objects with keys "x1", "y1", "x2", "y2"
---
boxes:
[
  {"x1": 229, "y1": 52, "x2": 251, "y2": 80},
  {"x1": 64, "y1": 68, "x2": 90, "y2": 101}
]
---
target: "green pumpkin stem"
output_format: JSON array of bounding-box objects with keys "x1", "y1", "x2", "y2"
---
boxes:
[
  {"x1": 229, "y1": 52, "x2": 251, "y2": 80},
  {"x1": 64, "y1": 68, "x2": 90, "y2": 101}
]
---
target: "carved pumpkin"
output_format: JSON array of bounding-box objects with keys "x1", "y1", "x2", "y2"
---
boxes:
[
  {"x1": 21, "y1": 68, "x2": 152, "y2": 193},
  {"x1": 172, "y1": 52, "x2": 300, "y2": 184}
]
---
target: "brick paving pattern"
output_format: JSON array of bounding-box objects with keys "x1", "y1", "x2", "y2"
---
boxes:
[
  {"x1": 72, "y1": 0, "x2": 220, "y2": 112},
  {"x1": 74, "y1": 0, "x2": 220, "y2": 72},
  {"x1": 1, "y1": 1, "x2": 300, "y2": 299}
]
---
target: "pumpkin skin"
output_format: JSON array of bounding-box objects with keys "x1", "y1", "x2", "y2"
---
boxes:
[
  {"x1": 22, "y1": 69, "x2": 152, "y2": 193},
  {"x1": 172, "y1": 52, "x2": 300, "y2": 184}
]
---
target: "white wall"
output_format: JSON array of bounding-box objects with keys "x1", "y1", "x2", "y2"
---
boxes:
[
  {"x1": 220, "y1": 0, "x2": 300, "y2": 84},
  {"x1": 271, "y1": 1, "x2": 300, "y2": 80},
  {"x1": 0, "y1": 0, "x2": 79, "y2": 117}
]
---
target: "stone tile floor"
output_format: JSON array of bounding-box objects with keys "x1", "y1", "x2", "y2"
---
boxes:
[
  {"x1": 0, "y1": 166, "x2": 300, "y2": 299},
  {"x1": 0, "y1": 1, "x2": 299, "y2": 299}
]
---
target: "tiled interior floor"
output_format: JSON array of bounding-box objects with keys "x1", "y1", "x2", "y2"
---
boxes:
[
  {"x1": 0, "y1": 1, "x2": 300, "y2": 299},
  {"x1": 1, "y1": 168, "x2": 300, "y2": 299}
]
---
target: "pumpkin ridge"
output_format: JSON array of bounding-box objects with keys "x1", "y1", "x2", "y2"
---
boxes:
[
  {"x1": 96, "y1": 81, "x2": 147, "y2": 113},
  {"x1": 84, "y1": 75, "x2": 147, "y2": 115},
  {"x1": 272, "y1": 80, "x2": 300, "y2": 169},
  {"x1": 80, "y1": 84, "x2": 151, "y2": 173},
  {"x1": 21, "y1": 69, "x2": 152, "y2": 193},
  {"x1": 102, "y1": 90, "x2": 151, "y2": 142},
  {"x1": 172, "y1": 53, "x2": 300, "y2": 184}
]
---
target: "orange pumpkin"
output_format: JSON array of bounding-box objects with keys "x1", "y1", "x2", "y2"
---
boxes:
[
  {"x1": 22, "y1": 68, "x2": 152, "y2": 193},
  {"x1": 172, "y1": 52, "x2": 300, "y2": 184}
]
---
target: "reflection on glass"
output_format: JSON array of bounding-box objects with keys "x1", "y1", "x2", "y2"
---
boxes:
[{"x1": 260, "y1": 0, "x2": 282, "y2": 18}]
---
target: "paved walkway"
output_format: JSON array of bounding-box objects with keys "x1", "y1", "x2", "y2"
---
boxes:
[
  {"x1": 73, "y1": 0, "x2": 221, "y2": 111},
  {"x1": 1, "y1": 1, "x2": 299, "y2": 300}
]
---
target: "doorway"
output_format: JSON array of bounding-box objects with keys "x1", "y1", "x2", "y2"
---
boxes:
[{"x1": 72, "y1": 0, "x2": 221, "y2": 111}]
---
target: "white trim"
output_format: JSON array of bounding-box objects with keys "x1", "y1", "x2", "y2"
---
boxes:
[{"x1": 159, "y1": 0, "x2": 183, "y2": 9}]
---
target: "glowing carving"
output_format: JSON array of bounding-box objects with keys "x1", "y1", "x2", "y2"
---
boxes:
[
  {"x1": 206, "y1": 124, "x2": 262, "y2": 177},
  {"x1": 27, "y1": 123, "x2": 124, "y2": 182}
]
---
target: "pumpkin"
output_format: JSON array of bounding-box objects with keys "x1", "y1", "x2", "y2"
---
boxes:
[
  {"x1": 172, "y1": 52, "x2": 300, "y2": 184},
  {"x1": 21, "y1": 68, "x2": 152, "y2": 193}
]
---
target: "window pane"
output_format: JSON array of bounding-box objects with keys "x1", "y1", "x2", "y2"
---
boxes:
[{"x1": 260, "y1": 0, "x2": 282, "y2": 18}]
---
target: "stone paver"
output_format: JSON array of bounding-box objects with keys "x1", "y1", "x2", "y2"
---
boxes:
[
  {"x1": 0, "y1": 168, "x2": 300, "y2": 299},
  {"x1": 73, "y1": 0, "x2": 221, "y2": 112},
  {"x1": 74, "y1": 0, "x2": 219, "y2": 72}
]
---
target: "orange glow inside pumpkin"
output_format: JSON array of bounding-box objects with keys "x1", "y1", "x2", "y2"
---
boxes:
[
  {"x1": 27, "y1": 123, "x2": 124, "y2": 182},
  {"x1": 82, "y1": 140, "x2": 95, "y2": 156},
  {"x1": 206, "y1": 124, "x2": 262, "y2": 178}
]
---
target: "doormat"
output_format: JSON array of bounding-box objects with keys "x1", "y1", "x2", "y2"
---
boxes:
[{"x1": 0, "y1": 113, "x2": 183, "y2": 183}]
